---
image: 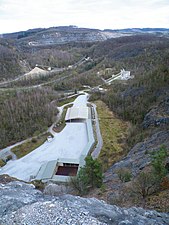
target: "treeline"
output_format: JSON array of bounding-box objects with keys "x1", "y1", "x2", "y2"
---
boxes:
[{"x1": 0, "y1": 89, "x2": 58, "y2": 149}]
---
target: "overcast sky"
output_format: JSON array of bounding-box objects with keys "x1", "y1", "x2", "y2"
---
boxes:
[{"x1": 0, "y1": 0, "x2": 169, "y2": 34}]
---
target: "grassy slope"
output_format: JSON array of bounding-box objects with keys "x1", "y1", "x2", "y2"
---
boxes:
[
  {"x1": 11, "y1": 133, "x2": 50, "y2": 159},
  {"x1": 95, "y1": 100, "x2": 130, "y2": 171}
]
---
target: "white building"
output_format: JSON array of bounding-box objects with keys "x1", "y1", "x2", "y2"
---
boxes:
[{"x1": 120, "y1": 69, "x2": 131, "y2": 80}]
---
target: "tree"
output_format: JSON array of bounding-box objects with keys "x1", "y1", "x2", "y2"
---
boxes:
[
  {"x1": 132, "y1": 172, "x2": 159, "y2": 200},
  {"x1": 132, "y1": 146, "x2": 168, "y2": 203},
  {"x1": 116, "y1": 168, "x2": 132, "y2": 182},
  {"x1": 70, "y1": 156, "x2": 103, "y2": 195},
  {"x1": 85, "y1": 156, "x2": 103, "y2": 188},
  {"x1": 151, "y1": 146, "x2": 168, "y2": 179}
]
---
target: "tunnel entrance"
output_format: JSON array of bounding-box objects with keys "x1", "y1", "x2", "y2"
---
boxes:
[{"x1": 55, "y1": 163, "x2": 79, "y2": 176}]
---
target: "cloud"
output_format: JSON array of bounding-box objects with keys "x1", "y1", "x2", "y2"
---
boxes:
[{"x1": 0, "y1": 0, "x2": 169, "y2": 33}]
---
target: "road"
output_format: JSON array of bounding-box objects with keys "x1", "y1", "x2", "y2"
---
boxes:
[
  {"x1": 90, "y1": 103, "x2": 103, "y2": 159},
  {"x1": 0, "y1": 92, "x2": 102, "y2": 167},
  {"x1": 0, "y1": 100, "x2": 72, "y2": 161},
  {"x1": 0, "y1": 95, "x2": 90, "y2": 181},
  {"x1": 0, "y1": 140, "x2": 25, "y2": 161},
  {"x1": 0, "y1": 56, "x2": 89, "y2": 89}
]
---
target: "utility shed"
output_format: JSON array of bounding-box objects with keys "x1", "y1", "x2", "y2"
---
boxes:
[{"x1": 65, "y1": 107, "x2": 89, "y2": 122}]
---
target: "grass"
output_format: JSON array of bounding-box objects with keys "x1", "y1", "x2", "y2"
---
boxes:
[
  {"x1": 11, "y1": 132, "x2": 51, "y2": 159},
  {"x1": 53, "y1": 109, "x2": 67, "y2": 132},
  {"x1": 94, "y1": 100, "x2": 130, "y2": 171},
  {"x1": 57, "y1": 96, "x2": 77, "y2": 107},
  {"x1": 0, "y1": 159, "x2": 6, "y2": 167},
  {"x1": 53, "y1": 104, "x2": 73, "y2": 133},
  {"x1": 146, "y1": 189, "x2": 169, "y2": 213},
  {"x1": 57, "y1": 93, "x2": 85, "y2": 107}
]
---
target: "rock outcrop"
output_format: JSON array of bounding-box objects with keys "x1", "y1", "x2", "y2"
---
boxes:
[
  {"x1": 3, "y1": 26, "x2": 129, "y2": 46},
  {"x1": 143, "y1": 98, "x2": 169, "y2": 128},
  {"x1": 0, "y1": 180, "x2": 169, "y2": 225},
  {"x1": 105, "y1": 130, "x2": 169, "y2": 182}
]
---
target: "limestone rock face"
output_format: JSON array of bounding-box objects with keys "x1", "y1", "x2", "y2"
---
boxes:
[
  {"x1": 143, "y1": 98, "x2": 169, "y2": 128},
  {"x1": 0, "y1": 180, "x2": 169, "y2": 225},
  {"x1": 105, "y1": 130, "x2": 169, "y2": 181}
]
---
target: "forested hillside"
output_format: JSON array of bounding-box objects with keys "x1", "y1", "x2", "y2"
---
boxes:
[
  {"x1": 1, "y1": 34, "x2": 168, "y2": 150},
  {"x1": 0, "y1": 39, "x2": 28, "y2": 80},
  {"x1": 0, "y1": 31, "x2": 169, "y2": 212},
  {"x1": 0, "y1": 89, "x2": 58, "y2": 148},
  {"x1": 102, "y1": 66, "x2": 169, "y2": 146},
  {"x1": 92, "y1": 35, "x2": 169, "y2": 73},
  {"x1": 90, "y1": 35, "x2": 169, "y2": 148}
]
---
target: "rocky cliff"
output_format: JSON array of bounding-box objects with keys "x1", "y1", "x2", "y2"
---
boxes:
[
  {"x1": 0, "y1": 179, "x2": 169, "y2": 225},
  {"x1": 105, "y1": 130, "x2": 169, "y2": 181},
  {"x1": 143, "y1": 98, "x2": 169, "y2": 128}
]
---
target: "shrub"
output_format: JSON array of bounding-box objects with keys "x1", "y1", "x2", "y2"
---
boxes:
[
  {"x1": 116, "y1": 168, "x2": 132, "y2": 182},
  {"x1": 132, "y1": 172, "x2": 160, "y2": 199},
  {"x1": 151, "y1": 145, "x2": 168, "y2": 179},
  {"x1": 0, "y1": 159, "x2": 6, "y2": 167},
  {"x1": 31, "y1": 138, "x2": 37, "y2": 143},
  {"x1": 32, "y1": 180, "x2": 45, "y2": 191},
  {"x1": 161, "y1": 177, "x2": 169, "y2": 190},
  {"x1": 70, "y1": 156, "x2": 103, "y2": 195},
  {"x1": 70, "y1": 168, "x2": 88, "y2": 195},
  {"x1": 6, "y1": 155, "x2": 12, "y2": 162}
]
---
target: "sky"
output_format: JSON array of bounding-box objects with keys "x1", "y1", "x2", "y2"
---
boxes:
[{"x1": 0, "y1": 0, "x2": 169, "y2": 34}]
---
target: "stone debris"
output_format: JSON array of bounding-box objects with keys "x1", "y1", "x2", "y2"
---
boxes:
[{"x1": 0, "y1": 180, "x2": 169, "y2": 225}]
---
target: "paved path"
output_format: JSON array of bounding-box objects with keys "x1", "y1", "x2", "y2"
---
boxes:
[
  {"x1": 90, "y1": 103, "x2": 103, "y2": 159},
  {"x1": 0, "y1": 100, "x2": 73, "y2": 161},
  {"x1": 0, "y1": 95, "x2": 89, "y2": 181},
  {"x1": 0, "y1": 93, "x2": 101, "y2": 166},
  {"x1": 0, "y1": 56, "x2": 89, "y2": 89},
  {"x1": 0, "y1": 141, "x2": 26, "y2": 161}
]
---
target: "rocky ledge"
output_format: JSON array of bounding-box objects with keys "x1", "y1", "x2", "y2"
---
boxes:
[
  {"x1": 143, "y1": 98, "x2": 169, "y2": 128},
  {"x1": 0, "y1": 180, "x2": 169, "y2": 225},
  {"x1": 105, "y1": 130, "x2": 169, "y2": 182}
]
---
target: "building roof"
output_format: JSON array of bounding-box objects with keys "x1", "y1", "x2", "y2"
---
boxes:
[
  {"x1": 65, "y1": 106, "x2": 89, "y2": 121},
  {"x1": 36, "y1": 160, "x2": 57, "y2": 180},
  {"x1": 35, "y1": 158, "x2": 80, "y2": 181}
]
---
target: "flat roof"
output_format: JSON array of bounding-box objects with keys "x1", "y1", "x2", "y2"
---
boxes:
[
  {"x1": 65, "y1": 107, "x2": 89, "y2": 121},
  {"x1": 73, "y1": 94, "x2": 87, "y2": 107},
  {"x1": 36, "y1": 158, "x2": 80, "y2": 180},
  {"x1": 36, "y1": 160, "x2": 57, "y2": 180},
  {"x1": 58, "y1": 158, "x2": 80, "y2": 164}
]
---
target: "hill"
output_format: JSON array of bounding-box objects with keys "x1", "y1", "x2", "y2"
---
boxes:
[
  {"x1": 0, "y1": 28, "x2": 169, "y2": 213},
  {"x1": 0, "y1": 38, "x2": 29, "y2": 80}
]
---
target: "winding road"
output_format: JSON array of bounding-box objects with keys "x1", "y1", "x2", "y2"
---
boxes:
[
  {"x1": 0, "y1": 92, "x2": 103, "y2": 172},
  {"x1": 90, "y1": 103, "x2": 103, "y2": 159}
]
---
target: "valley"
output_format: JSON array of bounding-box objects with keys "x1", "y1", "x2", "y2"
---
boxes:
[{"x1": 0, "y1": 26, "x2": 169, "y2": 221}]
